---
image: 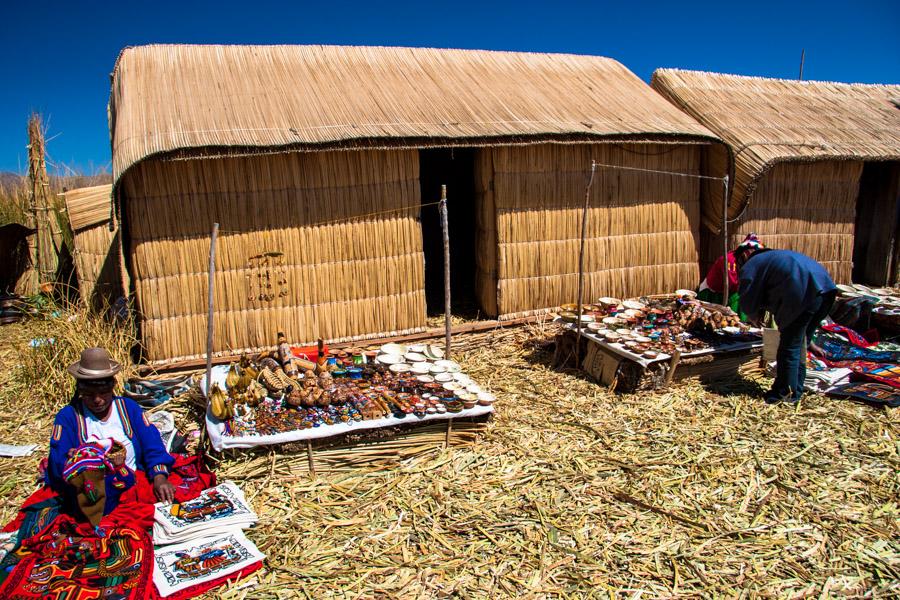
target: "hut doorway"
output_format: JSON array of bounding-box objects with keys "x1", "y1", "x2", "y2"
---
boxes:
[
  {"x1": 853, "y1": 161, "x2": 900, "y2": 286},
  {"x1": 419, "y1": 148, "x2": 480, "y2": 318}
]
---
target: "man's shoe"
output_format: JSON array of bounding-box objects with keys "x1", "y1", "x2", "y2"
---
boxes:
[{"x1": 764, "y1": 393, "x2": 798, "y2": 405}]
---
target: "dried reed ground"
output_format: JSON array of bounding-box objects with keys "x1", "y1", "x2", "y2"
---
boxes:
[{"x1": 0, "y1": 314, "x2": 898, "y2": 598}]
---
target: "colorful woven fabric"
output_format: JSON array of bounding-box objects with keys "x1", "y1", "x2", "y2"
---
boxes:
[
  {"x1": 815, "y1": 335, "x2": 900, "y2": 365},
  {"x1": 827, "y1": 382, "x2": 900, "y2": 407},
  {"x1": 821, "y1": 324, "x2": 877, "y2": 348},
  {"x1": 851, "y1": 362, "x2": 900, "y2": 390},
  {"x1": 0, "y1": 514, "x2": 158, "y2": 599}
]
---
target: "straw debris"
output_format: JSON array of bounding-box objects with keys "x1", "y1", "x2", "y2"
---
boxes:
[{"x1": 0, "y1": 319, "x2": 897, "y2": 597}]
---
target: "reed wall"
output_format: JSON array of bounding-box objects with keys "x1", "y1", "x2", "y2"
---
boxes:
[
  {"x1": 476, "y1": 143, "x2": 703, "y2": 316},
  {"x1": 723, "y1": 161, "x2": 862, "y2": 284},
  {"x1": 120, "y1": 149, "x2": 426, "y2": 362},
  {"x1": 72, "y1": 225, "x2": 120, "y2": 308}
]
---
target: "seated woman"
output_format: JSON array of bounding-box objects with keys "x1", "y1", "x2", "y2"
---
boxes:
[{"x1": 46, "y1": 347, "x2": 175, "y2": 506}]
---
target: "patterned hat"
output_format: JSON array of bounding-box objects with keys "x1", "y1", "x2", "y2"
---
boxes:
[
  {"x1": 736, "y1": 233, "x2": 764, "y2": 253},
  {"x1": 62, "y1": 440, "x2": 114, "y2": 481}
]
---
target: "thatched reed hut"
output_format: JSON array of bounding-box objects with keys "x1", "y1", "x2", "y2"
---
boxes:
[
  {"x1": 652, "y1": 69, "x2": 900, "y2": 285},
  {"x1": 110, "y1": 45, "x2": 723, "y2": 363},
  {"x1": 64, "y1": 184, "x2": 120, "y2": 308}
]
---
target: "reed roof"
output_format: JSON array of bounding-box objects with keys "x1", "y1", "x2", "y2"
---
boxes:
[
  {"x1": 651, "y1": 69, "x2": 900, "y2": 222},
  {"x1": 64, "y1": 184, "x2": 112, "y2": 231},
  {"x1": 109, "y1": 44, "x2": 719, "y2": 182}
]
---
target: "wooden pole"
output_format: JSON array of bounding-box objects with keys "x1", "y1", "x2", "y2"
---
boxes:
[
  {"x1": 439, "y1": 185, "x2": 451, "y2": 359},
  {"x1": 306, "y1": 440, "x2": 316, "y2": 477},
  {"x1": 721, "y1": 175, "x2": 730, "y2": 305},
  {"x1": 798, "y1": 49, "x2": 805, "y2": 80},
  {"x1": 205, "y1": 222, "x2": 219, "y2": 396},
  {"x1": 575, "y1": 162, "x2": 597, "y2": 359}
]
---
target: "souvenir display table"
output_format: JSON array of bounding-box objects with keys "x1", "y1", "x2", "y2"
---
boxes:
[
  {"x1": 835, "y1": 283, "x2": 900, "y2": 334},
  {"x1": 202, "y1": 342, "x2": 496, "y2": 454},
  {"x1": 553, "y1": 292, "x2": 763, "y2": 392}
]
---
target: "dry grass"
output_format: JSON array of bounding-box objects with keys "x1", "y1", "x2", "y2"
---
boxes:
[{"x1": 0, "y1": 318, "x2": 897, "y2": 598}]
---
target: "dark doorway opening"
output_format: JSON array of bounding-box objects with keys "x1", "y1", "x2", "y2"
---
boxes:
[
  {"x1": 419, "y1": 148, "x2": 480, "y2": 318},
  {"x1": 853, "y1": 161, "x2": 900, "y2": 285}
]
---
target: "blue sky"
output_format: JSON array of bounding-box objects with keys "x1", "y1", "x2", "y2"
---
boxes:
[{"x1": 1, "y1": 0, "x2": 898, "y2": 174}]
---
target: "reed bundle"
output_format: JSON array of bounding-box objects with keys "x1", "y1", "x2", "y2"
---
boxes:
[
  {"x1": 120, "y1": 150, "x2": 426, "y2": 362},
  {"x1": 64, "y1": 184, "x2": 120, "y2": 307},
  {"x1": 478, "y1": 143, "x2": 703, "y2": 316}
]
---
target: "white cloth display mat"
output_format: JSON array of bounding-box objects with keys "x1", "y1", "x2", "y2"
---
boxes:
[{"x1": 202, "y1": 366, "x2": 494, "y2": 451}]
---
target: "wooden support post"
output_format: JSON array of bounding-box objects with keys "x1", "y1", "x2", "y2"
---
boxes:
[
  {"x1": 575, "y1": 162, "x2": 597, "y2": 359},
  {"x1": 721, "y1": 175, "x2": 730, "y2": 305},
  {"x1": 445, "y1": 418, "x2": 453, "y2": 448},
  {"x1": 306, "y1": 440, "x2": 316, "y2": 477},
  {"x1": 205, "y1": 222, "x2": 219, "y2": 396},
  {"x1": 440, "y1": 185, "x2": 452, "y2": 359},
  {"x1": 665, "y1": 349, "x2": 682, "y2": 386}
]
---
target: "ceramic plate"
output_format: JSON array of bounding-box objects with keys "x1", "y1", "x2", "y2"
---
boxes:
[
  {"x1": 380, "y1": 343, "x2": 408, "y2": 355},
  {"x1": 597, "y1": 296, "x2": 621, "y2": 306},
  {"x1": 453, "y1": 373, "x2": 473, "y2": 384},
  {"x1": 836, "y1": 284, "x2": 856, "y2": 294},
  {"x1": 873, "y1": 287, "x2": 895, "y2": 296},
  {"x1": 408, "y1": 344, "x2": 427, "y2": 353},
  {"x1": 634, "y1": 335, "x2": 652, "y2": 343},
  {"x1": 675, "y1": 289, "x2": 697, "y2": 299},
  {"x1": 405, "y1": 352, "x2": 427, "y2": 362},
  {"x1": 434, "y1": 372, "x2": 454, "y2": 382},
  {"x1": 410, "y1": 362, "x2": 432, "y2": 374},
  {"x1": 377, "y1": 353, "x2": 404, "y2": 365},
  {"x1": 429, "y1": 364, "x2": 448, "y2": 374},
  {"x1": 477, "y1": 392, "x2": 496, "y2": 403},
  {"x1": 416, "y1": 375, "x2": 435, "y2": 383},
  {"x1": 466, "y1": 384, "x2": 483, "y2": 394},
  {"x1": 424, "y1": 345, "x2": 445, "y2": 360},
  {"x1": 721, "y1": 326, "x2": 741, "y2": 335},
  {"x1": 586, "y1": 322, "x2": 603, "y2": 332},
  {"x1": 443, "y1": 382, "x2": 462, "y2": 391},
  {"x1": 435, "y1": 360, "x2": 461, "y2": 373},
  {"x1": 622, "y1": 300, "x2": 646, "y2": 311},
  {"x1": 616, "y1": 328, "x2": 633, "y2": 336},
  {"x1": 388, "y1": 363, "x2": 411, "y2": 373}
]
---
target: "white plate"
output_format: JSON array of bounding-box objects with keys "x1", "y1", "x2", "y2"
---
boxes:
[
  {"x1": 429, "y1": 364, "x2": 447, "y2": 374},
  {"x1": 453, "y1": 373, "x2": 473, "y2": 384},
  {"x1": 389, "y1": 363, "x2": 411, "y2": 373},
  {"x1": 409, "y1": 344, "x2": 427, "y2": 353},
  {"x1": 380, "y1": 343, "x2": 408, "y2": 355},
  {"x1": 434, "y1": 372, "x2": 454, "y2": 382},
  {"x1": 721, "y1": 326, "x2": 741, "y2": 335},
  {"x1": 675, "y1": 289, "x2": 697, "y2": 299},
  {"x1": 416, "y1": 375, "x2": 435, "y2": 383},
  {"x1": 466, "y1": 384, "x2": 483, "y2": 394},
  {"x1": 405, "y1": 352, "x2": 427, "y2": 362},
  {"x1": 634, "y1": 335, "x2": 652, "y2": 343},
  {"x1": 477, "y1": 392, "x2": 496, "y2": 404},
  {"x1": 434, "y1": 360, "x2": 461, "y2": 373},
  {"x1": 443, "y1": 382, "x2": 461, "y2": 391},
  {"x1": 622, "y1": 300, "x2": 646, "y2": 310},
  {"x1": 836, "y1": 284, "x2": 856, "y2": 294},
  {"x1": 424, "y1": 345, "x2": 445, "y2": 360},
  {"x1": 377, "y1": 353, "x2": 404, "y2": 365},
  {"x1": 410, "y1": 362, "x2": 432, "y2": 374}
]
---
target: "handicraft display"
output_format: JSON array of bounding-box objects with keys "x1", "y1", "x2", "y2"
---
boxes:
[
  {"x1": 205, "y1": 336, "x2": 496, "y2": 447},
  {"x1": 560, "y1": 291, "x2": 760, "y2": 361},
  {"x1": 153, "y1": 481, "x2": 258, "y2": 545}
]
